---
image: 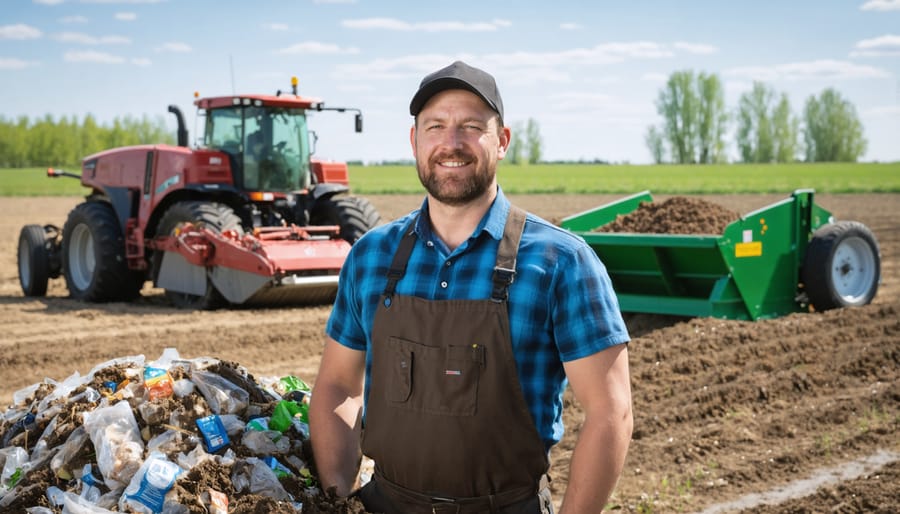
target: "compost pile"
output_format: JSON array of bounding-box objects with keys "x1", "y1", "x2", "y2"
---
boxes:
[
  {"x1": 0, "y1": 349, "x2": 367, "y2": 513},
  {"x1": 597, "y1": 196, "x2": 740, "y2": 234}
]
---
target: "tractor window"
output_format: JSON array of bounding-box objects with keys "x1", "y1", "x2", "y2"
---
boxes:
[
  {"x1": 242, "y1": 107, "x2": 311, "y2": 192},
  {"x1": 206, "y1": 107, "x2": 243, "y2": 156}
]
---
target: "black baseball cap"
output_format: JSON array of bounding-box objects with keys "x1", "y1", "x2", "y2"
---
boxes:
[{"x1": 409, "y1": 60, "x2": 504, "y2": 121}]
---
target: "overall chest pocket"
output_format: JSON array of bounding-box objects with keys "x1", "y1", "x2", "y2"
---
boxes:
[{"x1": 385, "y1": 337, "x2": 485, "y2": 417}]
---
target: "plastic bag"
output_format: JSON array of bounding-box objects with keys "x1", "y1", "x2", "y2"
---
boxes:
[
  {"x1": 49, "y1": 425, "x2": 89, "y2": 480},
  {"x1": 81, "y1": 400, "x2": 144, "y2": 488},
  {"x1": 191, "y1": 370, "x2": 249, "y2": 415},
  {"x1": 0, "y1": 446, "x2": 28, "y2": 494},
  {"x1": 119, "y1": 452, "x2": 183, "y2": 514},
  {"x1": 241, "y1": 430, "x2": 290, "y2": 455},
  {"x1": 231, "y1": 457, "x2": 289, "y2": 501}
]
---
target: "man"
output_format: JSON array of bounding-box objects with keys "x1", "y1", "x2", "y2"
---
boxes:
[{"x1": 309, "y1": 60, "x2": 633, "y2": 514}]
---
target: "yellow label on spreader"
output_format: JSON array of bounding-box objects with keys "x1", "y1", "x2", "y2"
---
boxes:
[{"x1": 735, "y1": 241, "x2": 762, "y2": 257}]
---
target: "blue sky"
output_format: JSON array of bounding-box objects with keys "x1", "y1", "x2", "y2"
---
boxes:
[{"x1": 2, "y1": 0, "x2": 899, "y2": 164}]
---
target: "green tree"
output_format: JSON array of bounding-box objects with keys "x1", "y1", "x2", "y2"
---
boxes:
[
  {"x1": 803, "y1": 88, "x2": 867, "y2": 162},
  {"x1": 525, "y1": 118, "x2": 543, "y2": 164},
  {"x1": 736, "y1": 82, "x2": 800, "y2": 163},
  {"x1": 656, "y1": 70, "x2": 729, "y2": 164},
  {"x1": 507, "y1": 121, "x2": 525, "y2": 165},
  {"x1": 644, "y1": 125, "x2": 665, "y2": 164},
  {"x1": 657, "y1": 70, "x2": 698, "y2": 164},
  {"x1": 736, "y1": 82, "x2": 775, "y2": 163},
  {"x1": 695, "y1": 73, "x2": 728, "y2": 164},
  {"x1": 772, "y1": 94, "x2": 800, "y2": 163}
]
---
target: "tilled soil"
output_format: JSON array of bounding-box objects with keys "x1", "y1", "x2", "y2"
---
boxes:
[{"x1": 0, "y1": 192, "x2": 897, "y2": 513}]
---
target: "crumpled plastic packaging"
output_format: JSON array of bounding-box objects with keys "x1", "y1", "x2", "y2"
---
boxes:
[
  {"x1": 82, "y1": 400, "x2": 144, "y2": 489},
  {"x1": 119, "y1": 451, "x2": 183, "y2": 514},
  {"x1": 231, "y1": 457, "x2": 290, "y2": 501},
  {"x1": 191, "y1": 370, "x2": 250, "y2": 415}
]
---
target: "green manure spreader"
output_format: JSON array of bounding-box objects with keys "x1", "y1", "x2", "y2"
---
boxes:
[{"x1": 561, "y1": 190, "x2": 880, "y2": 320}]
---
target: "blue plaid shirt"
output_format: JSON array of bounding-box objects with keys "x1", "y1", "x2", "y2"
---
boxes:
[{"x1": 326, "y1": 188, "x2": 629, "y2": 450}]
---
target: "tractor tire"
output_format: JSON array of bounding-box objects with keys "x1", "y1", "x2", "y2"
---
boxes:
[
  {"x1": 801, "y1": 221, "x2": 880, "y2": 311},
  {"x1": 311, "y1": 195, "x2": 381, "y2": 244},
  {"x1": 155, "y1": 201, "x2": 244, "y2": 309},
  {"x1": 62, "y1": 202, "x2": 143, "y2": 302},
  {"x1": 18, "y1": 225, "x2": 51, "y2": 297}
]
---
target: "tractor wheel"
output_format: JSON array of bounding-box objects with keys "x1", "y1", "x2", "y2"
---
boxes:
[
  {"x1": 155, "y1": 201, "x2": 244, "y2": 309},
  {"x1": 18, "y1": 225, "x2": 52, "y2": 297},
  {"x1": 801, "y1": 221, "x2": 880, "y2": 311},
  {"x1": 311, "y1": 195, "x2": 381, "y2": 244},
  {"x1": 62, "y1": 202, "x2": 143, "y2": 302}
]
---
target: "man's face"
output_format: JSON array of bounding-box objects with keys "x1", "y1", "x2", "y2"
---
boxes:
[{"x1": 411, "y1": 89, "x2": 510, "y2": 206}]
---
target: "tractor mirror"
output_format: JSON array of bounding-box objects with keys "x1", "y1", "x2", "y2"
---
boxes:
[{"x1": 355, "y1": 113, "x2": 363, "y2": 133}]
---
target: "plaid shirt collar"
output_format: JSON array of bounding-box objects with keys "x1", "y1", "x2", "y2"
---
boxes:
[{"x1": 414, "y1": 186, "x2": 511, "y2": 248}]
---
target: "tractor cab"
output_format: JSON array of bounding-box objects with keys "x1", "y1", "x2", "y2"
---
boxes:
[
  {"x1": 204, "y1": 104, "x2": 311, "y2": 192},
  {"x1": 193, "y1": 78, "x2": 362, "y2": 194}
]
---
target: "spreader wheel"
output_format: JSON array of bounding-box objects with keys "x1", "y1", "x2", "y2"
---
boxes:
[
  {"x1": 311, "y1": 195, "x2": 381, "y2": 244},
  {"x1": 62, "y1": 202, "x2": 144, "y2": 302},
  {"x1": 154, "y1": 201, "x2": 244, "y2": 309},
  {"x1": 801, "y1": 221, "x2": 880, "y2": 311},
  {"x1": 18, "y1": 225, "x2": 53, "y2": 297}
]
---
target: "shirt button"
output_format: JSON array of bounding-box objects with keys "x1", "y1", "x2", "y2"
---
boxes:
[
  {"x1": 426, "y1": 241, "x2": 434, "y2": 247},
  {"x1": 445, "y1": 260, "x2": 452, "y2": 267},
  {"x1": 440, "y1": 281, "x2": 448, "y2": 288}
]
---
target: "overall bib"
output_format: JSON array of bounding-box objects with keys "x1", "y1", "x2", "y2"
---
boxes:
[{"x1": 358, "y1": 206, "x2": 554, "y2": 514}]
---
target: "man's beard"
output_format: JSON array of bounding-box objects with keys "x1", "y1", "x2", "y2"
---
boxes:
[{"x1": 416, "y1": 153, "x2": 494, "y2": 206}]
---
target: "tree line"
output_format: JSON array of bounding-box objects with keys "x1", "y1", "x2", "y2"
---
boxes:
[
  {"x1": 0, "y1": 114, "x2": 174, "y2": 168},
  {"x1": 646, "y1": 71, "x2": 867, "y2": 164}
]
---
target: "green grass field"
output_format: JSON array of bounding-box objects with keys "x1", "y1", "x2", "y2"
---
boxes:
[{"x1": 2, "y1": 162, "x2": 898, "y2": 196}]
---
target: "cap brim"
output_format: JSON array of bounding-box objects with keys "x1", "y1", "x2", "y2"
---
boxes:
[{"x1": 409, "y1": 77, "x2": 499, "y2": 117}]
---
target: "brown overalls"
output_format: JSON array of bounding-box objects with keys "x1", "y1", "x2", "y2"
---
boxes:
[{"x1": 358, "y1": 207, "x2": 554, "y2": 514}]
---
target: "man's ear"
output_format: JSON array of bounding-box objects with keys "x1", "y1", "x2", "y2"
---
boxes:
[
  {"x1": 497, "y1": 125, "x2": 512, "y2": 160},
  {"x1": 409, "y1": 124, "x2": 417, "y2": 158}
]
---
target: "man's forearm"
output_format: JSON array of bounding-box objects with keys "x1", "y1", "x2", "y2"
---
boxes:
[
  {"x1": 559, "y1": 409, "x2": 633, "y2": 513},
  {"x1": 309, "y1": 385, "x2": 363, "y2": 496}
]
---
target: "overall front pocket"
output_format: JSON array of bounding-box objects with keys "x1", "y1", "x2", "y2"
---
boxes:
[{"x1": 384, "y1": 337, "x2": 484, "y2": 416}]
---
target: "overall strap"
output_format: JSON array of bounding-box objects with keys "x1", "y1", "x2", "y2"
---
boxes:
[
  {"x1": 383, "y1": 219, "x2": 418, "y2": 300},
  {"x1": 491, "y1": 206, "x2": 527, "y2": 303}
]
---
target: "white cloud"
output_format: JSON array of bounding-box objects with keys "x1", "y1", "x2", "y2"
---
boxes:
[
  {"x1": 642, "y1": 72, "x2": 669, "y2": 83},
  {"x1": 60, "y1": 15, "x2": 89, "y2": 23},
  {"x1": 0, "y1": 24, "x2": 43, "y2": 40},
  {"x1": 335, "y1": 43, "x2": 679, "y2": 83},
  {"x1": 864, "y1": 105, "x2": 900, "y2": 117},
  {"x1": 852, "y1": 34, "x2": 900, "y2": 57},
  {"x1": 64, "y1": 50, "x2": 126, "y2": 63},
  {"x1": 131, "y1": 57, "x2": 151, "y2": 66},
  {"x1": 33, "y1": 0, "x2": 65, "y2": 4},
  {"x1": 0, "y1": 57, "x2": 39, "y2": 69},
  {"x1": 278, "y1": 41, "x2": 359, "y2": 55},
  {"x1": 157, "y1": 42, "x2": 192, "y2": 52},
  {"x1": 560, "y1": 23, "x2": 582, "y2": 31},
  {"x1": 115, "y1": 12, "x2": 137, "y2": 21},
  {"x1": 674, "y1": 41, "x2": 718, "y2": 55},
  {"x1": 313, "y1": 0, "x2": 357, "y2": 3},
  {"x1": 55, "y1": 32, "x2": 130, "y2": 44},
  {"x1": 727, "y1": 59, "x2": 890, "y2": 81},
  {"x1": 860, "y1": 0, "x2": 900, "y2": 11},
  {"x1": 262, "y1": 23, "x2": 289, "y2": 31},
  {"x1": 342, "y1": 17, "x2": 512, "y2": 32}
]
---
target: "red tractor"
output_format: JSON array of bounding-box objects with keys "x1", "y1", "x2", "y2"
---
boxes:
[{"x1": 17, "y1": 78, "x2": 381, "y2": 308}]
